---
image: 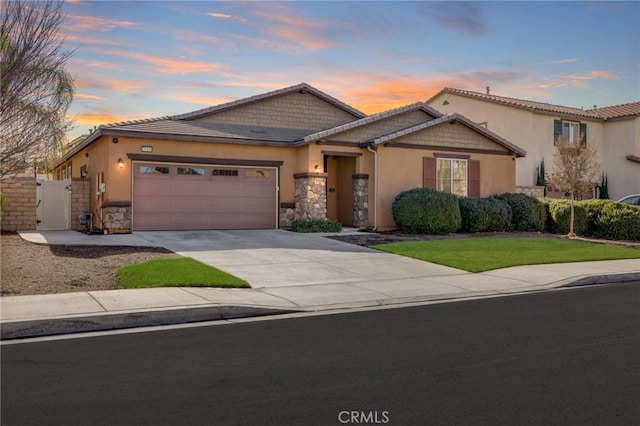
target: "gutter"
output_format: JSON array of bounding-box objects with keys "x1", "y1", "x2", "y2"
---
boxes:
[{"x1": 366, "y1": 145, "x2": 378, "y2": 230}]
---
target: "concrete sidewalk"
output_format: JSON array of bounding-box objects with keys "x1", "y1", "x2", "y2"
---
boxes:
[{"x1": 2, "y1": 230, "x2": 639, "y2": 339}]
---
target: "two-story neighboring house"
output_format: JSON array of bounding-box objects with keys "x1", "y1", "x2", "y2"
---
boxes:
[{"x1": 427, "y1": 88, "x2": 640, "y2": 200}]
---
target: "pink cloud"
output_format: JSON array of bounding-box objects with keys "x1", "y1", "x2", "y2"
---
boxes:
[
  {"x1": 74, "y1": 75, "x2": 151, "y2": 93},
  {"x1": 208, "y1": 12, "x2": 248, "y2": 23},
  {"x1": 65, "y1": 14, "x2": 139, "y2": 32},
  {"x1": 95, "y1": 49, "x2": 229, "y2": 75},
  {"x1": 251, "y1": 5, "x2": 335, "y2": 50},
  {"x1": 539, "y1": 69, "x2": 616, "y2": 89},
  {"x1": 75, "y1": 93, "x2": 106, "y2": 101},
  {"x1": 173, "y1": 29, "x2": 235, "y2": 49}
]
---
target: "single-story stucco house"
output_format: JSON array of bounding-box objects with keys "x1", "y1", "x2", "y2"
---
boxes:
[{"x1": 56, "y1": 83, "x2": 525, "y2": 233}]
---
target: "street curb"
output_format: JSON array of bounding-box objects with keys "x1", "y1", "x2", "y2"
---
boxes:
[
  {"x1": 558, "y1": 272, "x2": 640, "y2": 288},
  {"x1": 0, "y1": 305, "x2": 300, "y2": 340}
]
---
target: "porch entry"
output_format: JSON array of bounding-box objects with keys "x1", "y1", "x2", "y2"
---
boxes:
[
  {"x1": 36, "y1": 179, "x2": 71, "y2": 230},
  {"x1": 325, "y1": 154, "x2": 356, "y2": 226}
]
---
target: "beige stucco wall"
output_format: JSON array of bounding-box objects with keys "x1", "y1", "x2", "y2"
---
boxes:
[
  {"x1": 62, "y1": 136, "x2": 302, "y2": 212},
  {"x1": 602, "y1": 118, "x2": 640, "y2": 200},
  {"x1": 374, "y1": 145, "x2": 516, "y2": 230},
  {"x1": 428, "y1": 92, "x2": 640, "y2": 199},
  {"x1": 193, "y1": 91, "x2": 357, "y2": 130}
]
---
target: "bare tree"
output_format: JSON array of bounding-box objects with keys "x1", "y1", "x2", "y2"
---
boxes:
[
  {"x1": 548, "y1": 135, "x2": 600, "y2": 236},
  {"x1": 0, "y1": 0, "x2": 74, "y2": 179}
]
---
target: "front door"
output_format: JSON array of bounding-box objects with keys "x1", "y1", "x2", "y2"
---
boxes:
[{"x1": 325, "y1": 156, "x2": 355, "y2": 226}]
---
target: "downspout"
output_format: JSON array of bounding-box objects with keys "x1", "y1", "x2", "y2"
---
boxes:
[{"x1": 366, "y1": 145, "x2": 378, "y2": 230}]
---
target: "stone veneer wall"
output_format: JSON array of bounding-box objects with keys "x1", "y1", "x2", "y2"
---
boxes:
[
  {"x1": 294, "y1": 173, "x2": 327, "y2": 220},
  {"x1": 515, "y1": 185, "x2": 545, "y2": 198},
  {"x1": 352, "y1": 174, "x2": 369, "y2": 228},
  {"x1": 101, "y1": 202, "x2": 131, "y2": 234},
  {"x1": 279, "y1": 202, "x2": 296, "y2": 228},
  {"x1": 0, "y1": 177, "x2": 37, "y2": 231},
  {"x1": 70, "y1": 178, "x2": 90, "y2": 231}
]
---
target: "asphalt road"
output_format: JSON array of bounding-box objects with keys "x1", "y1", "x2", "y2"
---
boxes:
[{"x1": 2, "y1": 282, "x2": 639, "y2": 426}]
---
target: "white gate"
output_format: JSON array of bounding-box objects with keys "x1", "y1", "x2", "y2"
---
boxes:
[{"x1": 36, "y1": 180, "x2": 71, "y2": 230}]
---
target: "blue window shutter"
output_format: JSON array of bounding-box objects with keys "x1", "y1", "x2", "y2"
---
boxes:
[{"x1": 579, "y1": 123, "x2": 587, "y2": 147}]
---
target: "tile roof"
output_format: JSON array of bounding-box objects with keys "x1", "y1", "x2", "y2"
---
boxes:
[
  {"x1": 172, "y1": 82, "x2": 366, "y2": 120},
  {"x1": 433, "y1": 88, "x2": 640, "y2": 120},
  {"x1": 299, "y1": 102, "x2": 442, "y2": 144},
  {"x1": 432, "y1": 88, "x2": 602, "y2": 119},
  {"x1": 371, "y1": 113, "x2": 526, "y2": 157},
  {"x1": 587, "y1": 101, "x2": 640, "y2": 119}
]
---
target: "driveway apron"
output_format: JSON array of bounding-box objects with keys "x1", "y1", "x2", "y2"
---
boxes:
[{"x1": 135, "y1": 230, "x2": 467, "y2": 288}]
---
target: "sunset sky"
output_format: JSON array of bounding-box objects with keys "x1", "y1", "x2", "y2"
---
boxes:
[{"x1": 61, "y1": 1, "x2": 640, "y2": 141}]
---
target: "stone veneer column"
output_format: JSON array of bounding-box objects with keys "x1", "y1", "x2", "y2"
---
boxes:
[
  {"x1": 293, "y1": 172, "x2": 327, "y2": 220},
  {"x1": 101, "y1": 201, "x2": 132, "y2": 234},
  {"x1": 352, "y1": 174, "x2": 369, "y2": 228}
]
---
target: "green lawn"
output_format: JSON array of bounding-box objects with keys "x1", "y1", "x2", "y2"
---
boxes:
[
  {"x1": 117, "y1": 257, "x2": 249, "y2": 288},
  {"x1": 371, "y1": 237, "x2": 640, "y2": 272}
]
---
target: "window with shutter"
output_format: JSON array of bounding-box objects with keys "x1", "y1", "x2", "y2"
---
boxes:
[
  {"x1": 469, "y1": 160, "x2": 480, "y2": 197},
  {"x1": 423, "y1": 157, "x2": 436, "y2": 189},
  {"x1": 554, "y1": 119, "x2": 586, "y2": 147}
]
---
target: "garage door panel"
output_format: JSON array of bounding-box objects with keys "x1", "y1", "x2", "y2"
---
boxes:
[
  {"x1": 174, "y1": 214, "x2": 209, "y2": 228},
  {"x1": 173, "y1": 181, "x2": 210, "y2": 197},
  {"x1": 134, "y1": 215, "x2": 174, "y2": 230},
  {"x1": 242, "y1": 198, "x2": 275, "y2": 212},
  {"x1": 135, "y1": 197, "x2": 171, "y2": 213},
  {"x1": 133, "y1": 164, "x2": 277, "y2": 230}
]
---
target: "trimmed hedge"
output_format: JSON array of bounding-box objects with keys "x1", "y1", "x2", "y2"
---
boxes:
[
  {"x1": 492, "y1": 193, "x2": 546, "y2": 232},
  {"x1": 290, "y1": 218, "x2": 342, "y2": 233},
  {"x1": 579, "y1": 199, "x2": 640, "y2": 241},
  {"x1": 459, "y1": 197, "x2": 512, "y2": 233},
  {"x1": 392, "y1": 188, "x2": 461, "y2": 234},
  {"x1": 543, "y1": 199, "x2": 587, "y2": 235}
]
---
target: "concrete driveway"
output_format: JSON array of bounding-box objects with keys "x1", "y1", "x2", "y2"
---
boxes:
[{"x1": 136, "y1": 230, "x2": 467, "y2": 288}]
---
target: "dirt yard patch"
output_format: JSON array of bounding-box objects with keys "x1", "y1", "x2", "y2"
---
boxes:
[{"x1": 1, "y1": 233, "x2": 177, "y2": 296}]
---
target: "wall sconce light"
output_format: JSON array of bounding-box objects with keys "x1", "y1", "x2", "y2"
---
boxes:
[
  {"x1": 314, "y1": 165, "x2": 321, "y2": 172},
  {"x1": 118, "y1": 158, "x2": 124, "y2": 168}
]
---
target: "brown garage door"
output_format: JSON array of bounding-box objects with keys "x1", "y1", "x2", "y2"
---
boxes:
[{"x1": 133, "y1": 163, "x2": 277, "y2": 230}]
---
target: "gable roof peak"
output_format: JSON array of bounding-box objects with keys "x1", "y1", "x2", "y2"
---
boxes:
[{"x1": 171, "y1": 82, "x2": 366, "y2": 121}]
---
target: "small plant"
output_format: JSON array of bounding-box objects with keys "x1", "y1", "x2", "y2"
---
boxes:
[
  {"x1": 392, "y1": 188, "x2": 461, "y2": 234},
  {"x1": 535, "y1": 158, "x2": 547, "y2": 196},
  {"x1": 290, "y1": 218, "x2": 342, "y2": 233},
  {"x1": 598, "y1": 172, "x2": 609, "y2": 199}
]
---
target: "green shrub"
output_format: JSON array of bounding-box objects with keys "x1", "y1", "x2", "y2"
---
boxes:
[
  {"x1": 290, "y1": 218, "x2": 342, "y2": 233},
  {"x1": 544, "y1": 199, "x2": 587, "y2": 235},
  {"x1": 392, "y1": 188, "x2": 461, "y2": 234},
  {"x1": 580, "y1": 199, "x2": 640, "y2": 241},
  {"x1": 483, "y1": 198, "x2": 513, "y2": 232},
  {"x1": 492, "y1": 193, "x2": 545, "y2": 232},
  {"x1": 458, "y1": 197, "x2": 512, "y2": 233},
  {"x1": 459, "y1": 198, "x2": 488, "y2": 233}
]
